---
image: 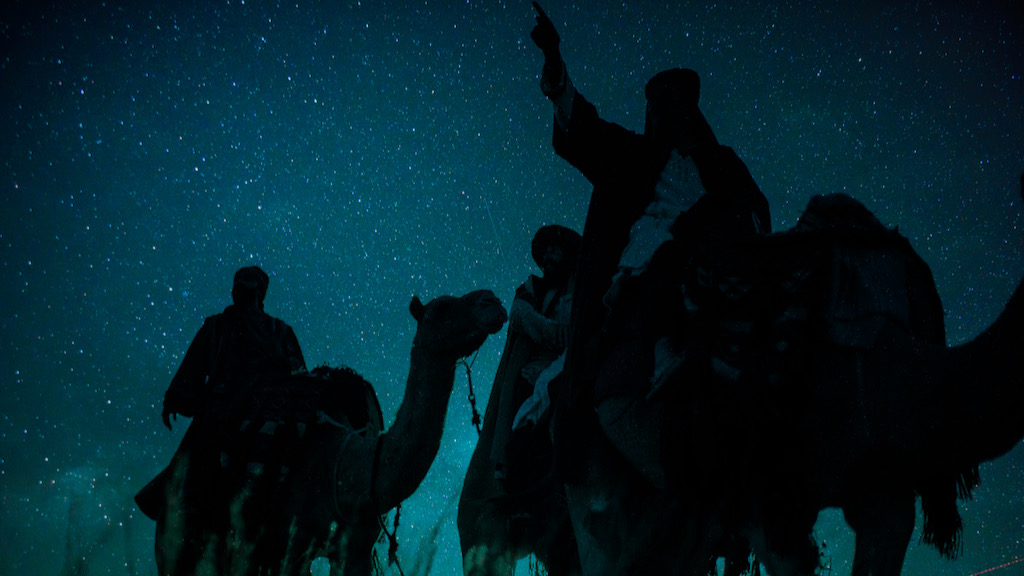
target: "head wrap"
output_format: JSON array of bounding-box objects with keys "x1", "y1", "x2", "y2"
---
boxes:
[
  {"x1": 233, "y1": 266, "x2": 269, "y2": 303},
  {"x1": 644, "y1": 67, "x2": 718, "y2": 147},
  {"x1": 531, "y1": 225, "x2": 582, "y2": 268},
  {"x1": 645, "y1": 68, "x2": 700, "y2": 106}
]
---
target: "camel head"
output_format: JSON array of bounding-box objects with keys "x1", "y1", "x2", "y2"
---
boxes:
[{"x1": 409, "y1": 290, "x2": 507, "y2": 360}]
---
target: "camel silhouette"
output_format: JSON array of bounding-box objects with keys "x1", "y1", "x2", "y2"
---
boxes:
[
  {"x1": 561, "y1": 183, "x2": 1024, "y2": 576},
  {"x1": 146, "y1": 290, "x2": 507, "y2": 576}
]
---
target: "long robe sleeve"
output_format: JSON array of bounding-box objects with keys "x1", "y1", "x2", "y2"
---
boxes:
[{"x1": 163, "y1": 318, "x2": 217, "y2": 418}]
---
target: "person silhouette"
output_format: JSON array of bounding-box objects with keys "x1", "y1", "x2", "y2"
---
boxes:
[
  {"x1": 458, "y1": 224, "x2": 582, "y2": 576},
  {"x1": 531, "y1": 2, "x2": 771, "y2": 486},
  {"x1": 160, "y1": 265, "x2": 306, "y2": 429},
  {"x1": 490, "y1": 224, "x2": 580, "y2": 488},
  {"x1": 136, "y1": 265, "x2": 306, "y2": 576}
]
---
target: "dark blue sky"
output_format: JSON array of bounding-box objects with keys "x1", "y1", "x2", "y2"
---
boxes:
[{"x1": 2, "y1": 1, "x2": 1022, "y2": 574}]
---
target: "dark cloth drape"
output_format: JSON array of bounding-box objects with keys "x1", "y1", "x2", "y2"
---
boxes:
[
  {"x1": 135, "y1": 305, "x2": 306, "y2": 520},
  {"x1": 549, "y1": 91, "x2": 770, "y2": 479}
]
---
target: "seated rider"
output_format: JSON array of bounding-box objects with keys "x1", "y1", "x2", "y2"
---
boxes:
[
  {"x1": 136, "y1": 265, "x2": 307, "y2": 575},
  {"x1": 161, "y1": 265, "x2": 307, "y2": 429},
  {"x1": 531, "y1": 2, "x2": 771, "y2": 486},
  {"x1": 490, "y1": 225, "x2": 580, "y2": 490}
]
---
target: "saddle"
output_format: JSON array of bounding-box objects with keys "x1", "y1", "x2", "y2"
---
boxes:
[
  {"x1": 682, "y1": 220, "x2": 943, "y2": 392},
  {"x1": 213, "y1": 365, "x2": 384, "y2": 487},
  {"x1": 135, "y1": 365, "x2": 383, "y2": 520},
  {"x1": 595, "y1": 195, "x2": 945, "y2": 489}
]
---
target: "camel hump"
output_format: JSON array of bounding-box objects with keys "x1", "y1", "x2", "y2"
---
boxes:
[
  {"x1": 690, "y1": 192, "x2": 941, "y2": 343},
  {"x1": 795, "y1": 193, "x2": 886, "y2": 233},
  {"x1": 308, "y1": 365, "x2": 384, "y2": 433},
  {"x1": 217, "y1": 367, "x2": 380, "y2": 431},
  {"x1": 209, "y1": 366, "x2": 384, "y2": 486},
  {"x1": 794, "y1": 194, "x2": 945, "y2": 345},
  {"x1": 673, "y1": 194, "x2": 945, "y2": 394}
]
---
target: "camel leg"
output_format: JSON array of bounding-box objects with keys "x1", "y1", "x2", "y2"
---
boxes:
[
  {"x1": 740, "y1": 492, "x2": 820, "y2": 576},
  {"x1": 565, "y1": 425, "x2": 717, "y2": 576},
  {"x1": 843, "y1": 488, "x2": 915, "y2": 576},
  {"x1": 716, "y1": 533, "x2": 755, "y2": 576},
  {"x1": 457, "y1": 498, "x2": 516, "y2": 576},
  {"x1": 155, "y1": 509, "x2": 198, "y2": 576},
  {"x1": 564, "y1": 425, "x2": 645, "y2": 576},
  {"x1": 529, "y1": 487, "x2": 582, "y2": 576},
  {"x1": 462, "y1": 545, "x2": 516, "y2": 576},
  {"x1": 458, "y1": 463, "x2": 516, "y2": 576}
]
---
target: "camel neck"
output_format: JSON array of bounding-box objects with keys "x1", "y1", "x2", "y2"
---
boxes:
[
  {"x1": 945, "y1": 276, "x2": 1024, "y2": 464},
  {"x1": 371, "y1": 347, "x2": 458, "y2": 512}
]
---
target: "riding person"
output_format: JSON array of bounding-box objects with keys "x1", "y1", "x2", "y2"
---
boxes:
[
  {"x1": 530, "y1": 2, "x2": 771, "y2": 485},
  {"x1": 458, "y1": 224, "x2": 582, "y2": 576},
  {"x1": 491, "y1": 224, "x2": 580, "y2": 489},
  {"x1": 136, "y1": 265, "x2": 306, "y2": 576},
  {"x1": 160, "y1": 265, "x2": 306, "y2": 429}
]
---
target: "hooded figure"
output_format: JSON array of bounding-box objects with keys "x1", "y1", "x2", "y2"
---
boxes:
[{"x1": 531, "y1": 4, "x2": 771, "y2": 485}]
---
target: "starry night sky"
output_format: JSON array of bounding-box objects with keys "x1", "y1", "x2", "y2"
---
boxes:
[{"x1": 1, "y1": 1, "x2": 1022, "y2": 575}]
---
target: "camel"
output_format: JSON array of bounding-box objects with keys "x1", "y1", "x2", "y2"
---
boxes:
[
  {"x1": 148, "y1": 290, "x2": 507, "y2": 576},
  {"x1": 457, "y1": 368, "x2": 581, "y2": 576},
  {"x1": 559, "y1": 184, "x2": 1024, "y2": 576}
]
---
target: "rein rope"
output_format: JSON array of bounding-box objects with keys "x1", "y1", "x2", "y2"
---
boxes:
[
  {"x1": 369, "y1": 437, "x2": 406, "y2": 576},
  {"x1": 375, "y1": 505, "x2": 405, "y2": 576},
  {"x1": 458, "y1": 349, "x2": 483, "y2": 435}
]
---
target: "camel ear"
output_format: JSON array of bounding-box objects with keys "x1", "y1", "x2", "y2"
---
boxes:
[{"x1": 409, "y1": 296, "x2": 425, "y2": 321}]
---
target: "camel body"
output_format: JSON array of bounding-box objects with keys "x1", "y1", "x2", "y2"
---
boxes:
[
  {"x1": 562, "y1": 192, "x2": 1023, "y2": 576},
  {"x1": 148, "y1": 290, "x2": 507, "y2": 576},
  {"x1": 458, "y1": 361, "x2": 581, "y2": 576}
]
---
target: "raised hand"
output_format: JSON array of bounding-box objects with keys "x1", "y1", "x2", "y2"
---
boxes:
[{"x1": 530, "y1": 2, "x2": 560, "y2": 60}]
